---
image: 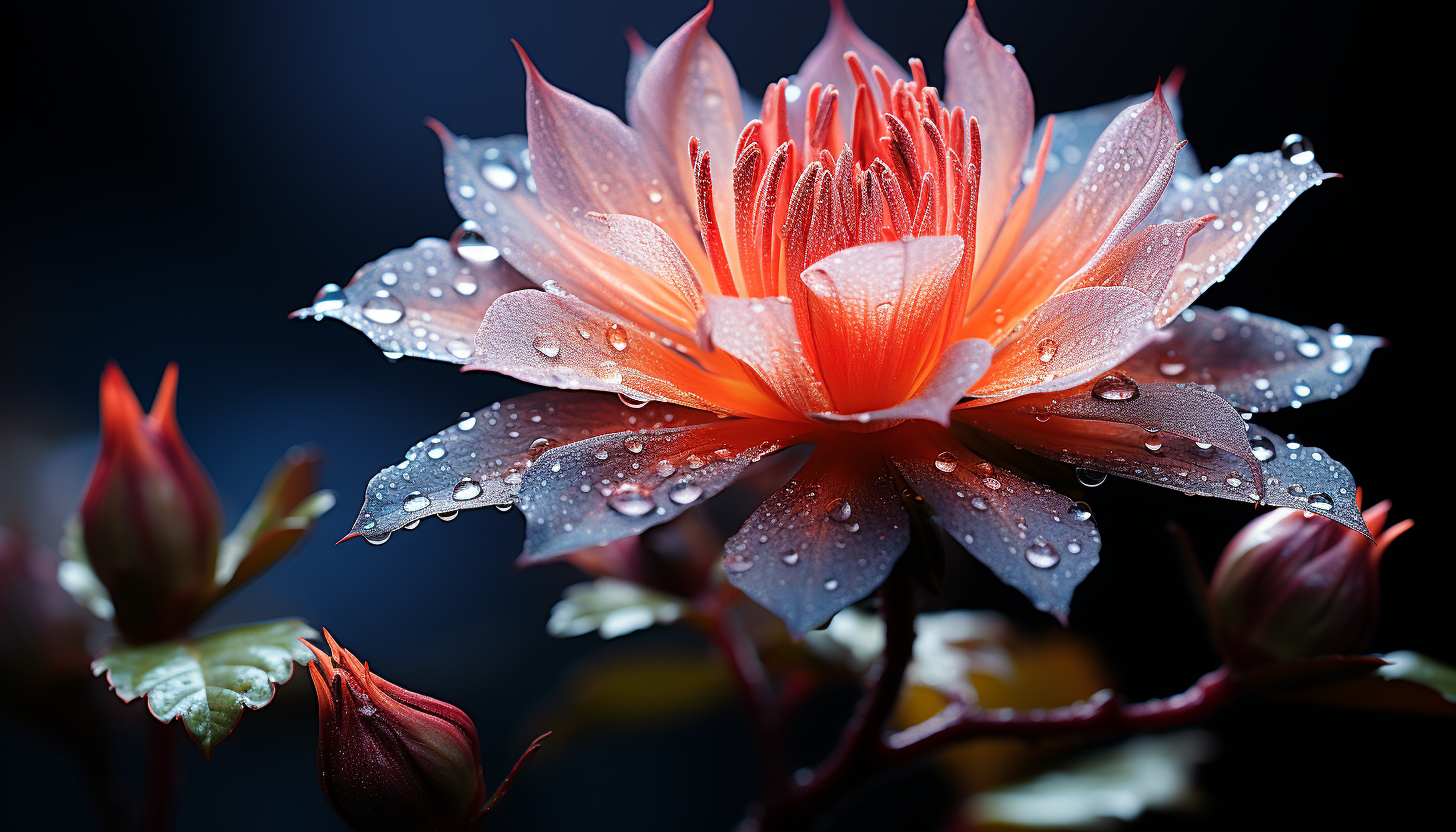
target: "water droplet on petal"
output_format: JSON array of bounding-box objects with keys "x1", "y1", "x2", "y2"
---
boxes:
[
  {"x1": 427, "y1": 446, "x2": 446, "y2": 460},
  {"x1": 1091, "y1": 371, "x2": 1138, "y2": 401},
  {"x1": 1308, "y1": 492, "x2": 1334, "y2": 510},
  {"x1": 1281, "y1": 133, "x2": 1316, "y2": 165},
  {"x1": 823, "y1": 579, "x2": 839, "y2": 591},
  {"x1": 437, "y1": 510, "x2": 458, "y2": 522},
  {"x1": 481, "y1": 161, "x2": 519, "y2": 189},
  {"x1": 668, "y1": 481, "x2": 703, "y2": 505},
  {"x1": 533, "y1": 334, "x2": 561, "y2": 358},
  {"x1": 1158, "y1": 355, "x2": 1186, "y2": 375},
  {"x1": 826, "y1": 498, "x2": 852, "y2": 522},
  {"x1": 1296, "y1": 340, "x2": 1322, "y2": 359},
  {"x1": 1036, "y1": 338, "x2": 1058, "y2": 363},
  {"x1": 1076, "y1": 468, "x2": 1108, "y2": 487},
  {"x1": 618, "y1": 392, "x2": 650, "y2": 408},
  {"x1": 403, "y1": 493, "x2": 431, "y2": 512},
  {"x1": 970, "y1": 496, "x2": 989, "y2": 510},
  {"x1": 726, "y1": 557, "x2": 754, "y2": 573},
  {"x1": 1329, "y1": 352, "x2": 1353, "y2": 375},
  {"x1": 362, "y1": 294, "x2": 405, "y2": 325},
  {"x1": 1025, "y1": 540, "x2": 1059, "y2": 569},
  {"x1": 365, "y1": 533, "x2": 392, "y2": 545},
  {"x1": 781, "y1": 551, "x2": 799, "y2": 565},
  {"x1": 607, "y1": 323, "x2": 629, "y2": 351},
  {"x1": 1068, "y1": 501, "x2": 1093, "y2": 521},
  {"x1": 625, "y1": 437, "x2": 644, "y2": 454},
  {"x1": 934, "y1": 451, "x2": 959, "y2": 473},
  {"x1": 607, "y1": 484, "x2": 654, "y2": 517},
  {"x1": 452, "y1": 228, "x2": 500, "y2": 265},
  {"x1": 1249, "y1": 434, "x2": 1276, "y2": 463},
  {"x1": 1225, "y1": 475, "x2": 1243, "y2": 487},
  {"x1": 452, "y1": 480, "x2": 482, "y2": 501},
  {"x1": 1144, "y1": 436, "x2": 1163, "y2": 452}
]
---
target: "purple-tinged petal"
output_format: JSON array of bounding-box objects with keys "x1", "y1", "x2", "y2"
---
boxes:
[
  {"x1": 627, "y1": 3, "x2": 744, "y2": 269},
  {"x1": 433, "y1": 127, "x2": 703, "y2": 339},
  {"x1": 293, "y1": 237, "x2": 530, "y2": 363},
  {"x1": 1146, "y1": 150, "x2": 1330, "y2": 326},
  {"x1": 517, "y1": 418, "x2": 811, "y2": 564},
  {"x1": 472, "y1": 289, "x2": 792, "y2": 420},
  {"x1": 944, "y1": 0, "x2": 1035, "y2": 263},
  {"x1": 346, "y1": 393, "x2": 722, "y2": 541},
  {"x1": 889, "y1": 425, "x2": 1102, "y2": 622},
  {"x1": 787, "y1": 0, "x2": 909, "y2": 145},
  {"x1": 1120, "y1": 306, "x2": 1383, "y2": 413},
  {"x1": 968, "y1": 286, "x2": 1157, "y2": 400},
  {"x1": 724, "y1": 434, "x2": 910, "y2": 637},
  {"x1": 813, "y1": 338, "x2": 992, "y2": 429},
  {"x1": 961, "y1": 387, "x2": 1367, "y2": 534},
  {"x1": 1026, "y1": 81, "x2": 1199, "y2": 233}
]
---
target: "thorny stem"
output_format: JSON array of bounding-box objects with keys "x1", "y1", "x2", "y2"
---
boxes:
[{"x1": 703, "y1": 592, "x2": 789, "y2": 799}]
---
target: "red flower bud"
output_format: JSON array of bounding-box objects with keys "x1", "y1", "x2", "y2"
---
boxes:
[
  {"x1": 1209, "y1": 499, "x2": 1412, "y2": 667},
  {"x1": 79, "y1": 363, "x2": 223, "y2": 643},
  {"x1": 304, "y1": 630, "x2": 489, "y2": 832}
]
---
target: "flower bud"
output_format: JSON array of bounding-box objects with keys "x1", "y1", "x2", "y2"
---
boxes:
[
  {"x1": 304, "y1": 630, "x2": 489, "y2": 832},
  {"x1": 79, "y1": 363, "x2": 223, "y2": 643},
  {"x1": 1209, "y1": 500, "x2": 1411, "y2": 666}
]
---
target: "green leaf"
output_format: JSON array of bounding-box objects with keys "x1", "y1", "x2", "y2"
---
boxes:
[
  {"x1": 546, "y1": 578, "x2": 685, "y2": 639},
  {"x1": 1377, "y1": 651, "x2": 1456, "y2": 702},
  {"x1": 92, "y1": 619, "x2": 318, "y2": 758},
  {"x1": 1263, "y1": 652, "x2": 1456, "y2": 717},
  {"x1": 214, "y1": 447, "x2": 335, "y2": 598}
]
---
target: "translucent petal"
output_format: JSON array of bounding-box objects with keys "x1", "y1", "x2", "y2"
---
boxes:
[
  {"x1": 1146, "y1": 151, "x2": 1329, "y2": 325},
  {"x1": 1057, "y1": 216, "x2": 1210, "y2": 301},
  {"x1": 799, "y1": 237, "x2": 966, "y2": 413},
  {"x1": 890, "y1": 427, "x2": 1102, "y2": 622},
  {"x1": 347, "y1": 393, "x2": 721, "y2": 540},
  {"x1": 724, "y1": 435, "x2": 910, "y2": 637},
  {"x1": 962, "y1": 388, "x2": 1367, "y2": 533},
  {"x1": 1120, "y1": 306, "x2": 1383, "y2": 413},
  {"x1": 581, "y1": 212, "x2": 705, "y2": 316},
  {"x1": 516, "y1": 45, "x2": 708, "y2": 277},
  {"x1": 703, "y1": 293, "x2": 834, "y2": 417},
  {"x1": 974, "y1": 92, "x2": 1179, "y2": 341},
  {"x1": 814, "y1": 338, "x2": 992, "y2": 429},
  {"x1": 433, "y1": 127, "x2": 702, "y2": 337},
  {"x1": 473, "y1": 289, "x2": 787, "y2": 419},
  {"x1": 516, "y1": 418, "x2": 810, "y2": 563},
  {"x1": 788, "y1": 0, "x2": 909, "y2": 146},
  {"x1": 292, "y1": 237, "x2": 530, "y2": 363},
  {"x1": 944, "y1": 0, "x2": 1035, "y2": 264},
  {"x1": 626, "y1": 4, "x2": 743, "y2": 273},
  {"x1": 969, "y1": 286, "x2": 1156, "y2": 400},
  {"x1": 1026, "y1": 84, "x2": 1199, "y2": 233}
]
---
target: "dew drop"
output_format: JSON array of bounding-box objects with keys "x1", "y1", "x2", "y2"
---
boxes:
[
  {"x1": 1249, "y1": 434, "x2": 1276, "y2": 463},
  {"x1": 934, "y1": 451, "x2": 959, "y2": 473},
  {"x1": 1036, "y1": 338, "x2": 1058, "y2": 363},
  {"x1": 823, "y1": 579, "x2": 839, "y2": 591},
  {"x1": 781, "y1": 551, "x2": 800, "y2": 565},
  {"x1": 437, "y1": 510, "x2": 459, "y2": 522},
  {"x1": 826, "y1": 498, "x2": 852, "y2": 522},
  {"x1": 595, "y1": 361, "x2": 623, "y2": 384},
  {"x1": 361, "y1": 294, "x2": 405, "y2": 325},
  {"x1": 607, "y1": 485, "x2": 654, "y2": 517},
  {"x1": 1068, "y1": 501, "x2": 1093, "y2": 522},
  {"x1": 726, "y1": 558, "x2": 754, "y2": 573},
  {"x1": 618, "y1": 392, "x2": 650, "y2": 408},
  {"x1": 1091, "y1": 371, "x2": 1138, "y2": 401},
  {"x1": 1281, "y1": 133, "x2": 1316, "y2": 166},
  {"x1": 452, "y1": 480, "x2": 482, "y2": 501},
  {"x1": 1144, "y1": 436, "x2": 1163, "y2": 452},
  {"x1": 403, "y1": 492, "x2": 431, "y2": 512},
  {"x1": 1067, "y1": 541, "x2": 1082, "y2": 554},
  {"x1": 1296, "y1": 340, "x2": 1322, "y2": 359},
  {"x1": 1308, "y1": 492, "x2": 1334, "y2": 511},
  {"x1": 365, "y1": 533, "x2": 392, "y2": 546},
  {"x1": 533, "y1": 334, "x2": 561, "y2": 358},
  {"x1": 1225, "y1": 475, "x2": 1243, "y2": 488},
  {"x1": 668, "y1": 481, "x2": 703, "y2": 505},
  {"x1": 1025, "y1": 540, "x2": 1059, "y2": 569},
  {"x1": 427, "y1": 446, "x2": 446, "y2": 460},
  {"x1": 625, "y1": 437, "x2": 644, "y2": 454},
  {"x1": 607, "y1": 323, "x2": 629, "y2": 351},
  {"x1": 1075, "y1": 468, "x2": 1108, "y2": 487},
  {"x1": 452, "y1": 228, "x2": 500, "y2": 265},
  {"x1": 481, "y1": 161, "x2": 519, "y2": 189},
  {"x1": 1329, "y1": 352, "x2": 1353, "y2": 375},
  {"x1": 970, "y1": 496, "x2": 989, "y2": 510}
]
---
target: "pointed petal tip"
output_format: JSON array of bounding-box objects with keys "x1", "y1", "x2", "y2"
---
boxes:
[
  {"x1": 624, "y1": 26, "x2": 648, "y2": 55},
  {"x1": 149, "y1": 362, "x2": 180, "y2": 425},
  {"x1": 336, "y1": 531, "x2": 360, "y2": 545},
  {"x1": 1165, "y1": 66, "x2": 1187, "y2": 95}
]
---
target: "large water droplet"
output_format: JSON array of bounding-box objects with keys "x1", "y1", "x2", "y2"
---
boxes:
[
  {"x1": 403, "y1": 492, "x2": 431, "y2": 512},
  {"x1": 452, "y1": 228, "x2": 500, "y2": 265},
  {"x1": 1144, "y1": 435, "x2": 1163, "y2": 452},
  {"x1": 668, "y1": 481, "x2": 703, "y2": 505},
  {"x1": 437, "y1": 510, "x2": 459, "y2": 522},
  {"x1": 618, "y1": 392, "x2": 650, "y2": 408},
  {"x1": 312, "y1": 283, "x2": 347, "y2": 313},
  {"x1": 826, "y1": 498, "x2": 852, "y2": 522},
  {"x1": 1024, "y1": 540, "x2": 1059, "y2": 569},
  {"x1": 781, "y1": 551, "x2": 800, "y2": 565},
  {"x1": 934, "y1": 451, "x2": 959, "y2": 473},
  {"x1": 607, "y1": 485, "x2": 654, "y2": 517},
  {"x1": 625, "y1": 437, "x2": 644, "y2": 454},
  {"x1": 1281, "y1": 133, "x2": 1316, "y2": 165},
  {"x1": 607, "y1": 323, "x2": 629, "y2": 351},
  {"x1": 1091, "y1": 371, "x2": 1138, "y2": 401},
  {"x1": 1329, "y1": 352, "x2": 1353, "y2": 375},
  {"x1": 365, "y1": 533, "x2": 392, "y2": 546},
  {"x1": 427, "y1": 446, "x2": 446, "y2": 460},
  {"x1": 1036, "y1": 338, "x2": 1058, "y2": 363},
  {"x1": 481, "y1": 161, "x2": 519, "y2": 189},
  {"x1": 533, "y1": 334, "x2": 561, "y2": 358},
  {"x1": 362, "y1": 294, "x2": 405, "y2": 325},
  {"x1": 1249, "y1": 434, "x2": 1276, "y2": 463},
  {"x1": 1068, "y1": 501, "x2": 1093, "y2": 521},
  {"x1": 1076, "y1": 468, "x2": 1108, "y2": 487},
  {"x1": 1296, "y1": 340, "x2": 1322, "y2": 359},
  {"x1": 1308, "y1": 492, "x2": 1334, "y2": 510},
  {"x1": 452, "y1": 480, "x2": 482, "y2": 501}
]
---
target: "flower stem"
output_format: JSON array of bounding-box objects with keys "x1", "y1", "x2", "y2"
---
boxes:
[
  {"x1": 137, "y1": 718, "x2": 175, "y2": 832},
  {"x1": 703, "y1": 592, "x2": 788, "y2": 798}
]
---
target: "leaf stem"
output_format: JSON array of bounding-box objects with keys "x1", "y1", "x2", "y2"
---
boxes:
[{"x1": 137, "y1": 717, "x2": 176, "y2": 832}]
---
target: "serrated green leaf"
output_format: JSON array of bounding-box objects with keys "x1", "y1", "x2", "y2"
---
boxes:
[{"x1": 92, "y1": 619, "x2": 318, "y2": 758}]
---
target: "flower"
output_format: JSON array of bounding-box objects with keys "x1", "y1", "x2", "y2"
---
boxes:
[
  {"x1": 302, "y1": 1, "x2": 1381, "y2": 635},
  {"x1": 303, "y1": 630, "x2": 490, "y2": 832},
  {"x1": 78, "y1": 362, "x2": 224, "y2": 643},
  {"x1": 1209, "y1": 500, "x2": 1411, "y2": 666},
  {"x1": 63, "y1": 363, "x2": 336, "y2": 644}
]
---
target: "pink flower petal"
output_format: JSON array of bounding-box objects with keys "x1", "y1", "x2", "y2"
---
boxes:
[
  {"x1": 432, "y1": 126, "x2": 703, "y2": 338},
  {"x1": 581, "y1": 212, "x2": 706, "y2": 317},
  {"x1": 799, "y1": 237, "x2": 967, "y2": 413},
  {"x1": 627, "y1": 3, "x2": 744, "y2": 275},
  {"x1": 703, "y1": 293, "x2": 834, "y2": 418},
  {"x1": 293, "y1": 237, "x2": 531, "y2": 363},
  {"x1": 346, "y1": 393, "x2": 723, "y2": 541},
  {"x1": 787, "y1": 0, "x2": 909, "y2": 146},
  {"x1": 1056, "y1": 215, "x2": 1211, "y2": 301},
  {"x1": 1120, "y1": 306, "x2": 1383, "y2": 413},
  {"x1": 813, "y1": 337, "x2": 992, "y2": 429},
  {"x1": 967, "y1": 286, "x2": 1156, "y2": 400},
  {"x1": 474, "y1": 289, "x2": 792, "y2": 419},
  {"x1": 514, "y1": 44, "x2": 713, "y2": 281},
  {"x1": 724, "y1": 433, "x2": 910, "y2": 637},
  {"x1": 1146, "y1": 150, "x2": 1330, "y2": 325},
  {"x1": 517, "y1": 418, "x2": 812, "y2": 564},
  {"x1": 943, "y1": 0, "x2": 1035, "y2": 267},
  {"x1": 889, "y1": 425, "x2": 1102, "y2": 622}
]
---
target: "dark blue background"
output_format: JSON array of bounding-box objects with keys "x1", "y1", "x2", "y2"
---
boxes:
[{"x1": 4, "y1": 1, "x2": 1448, "y2": 829}]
